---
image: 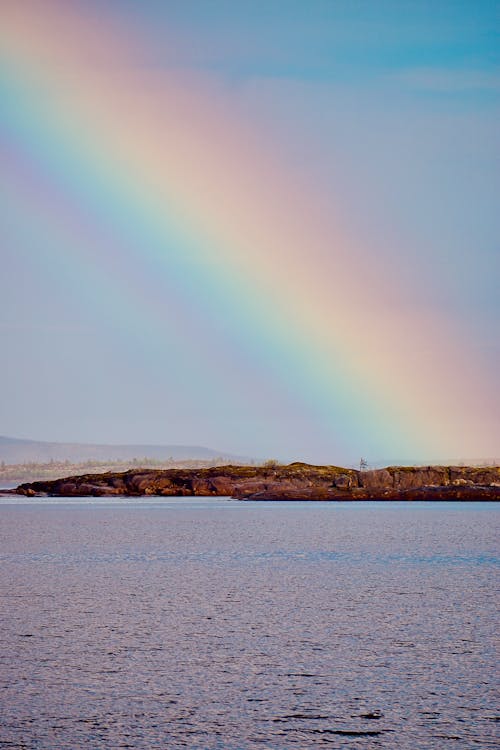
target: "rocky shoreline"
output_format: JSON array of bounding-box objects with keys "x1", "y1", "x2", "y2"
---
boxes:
[{"x1": 7, "y1": 463, "x2": 500, "y2": 500}]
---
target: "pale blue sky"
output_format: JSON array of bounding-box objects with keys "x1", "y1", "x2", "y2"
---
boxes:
[{"x1": 1, "y1": 1, "x2": 499, "y2": 462}]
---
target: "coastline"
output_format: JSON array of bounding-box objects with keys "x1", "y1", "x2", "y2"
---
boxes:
[{"x1": 5, "y1": 463, "x2": 500, "y2": 501}]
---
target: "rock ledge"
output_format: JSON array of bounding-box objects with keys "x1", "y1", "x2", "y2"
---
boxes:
[{"x1": 12, "y1": 463, "x2": 500, "y2": 500}]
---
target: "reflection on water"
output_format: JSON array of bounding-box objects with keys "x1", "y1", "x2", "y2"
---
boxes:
[{"x1": 0, "y1": 500, "x2": 498, "y2": 749}]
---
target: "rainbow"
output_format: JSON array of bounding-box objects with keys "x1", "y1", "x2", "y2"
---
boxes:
[{"x1": 1, "y1": 1, "x2": 497, "y2": 460}]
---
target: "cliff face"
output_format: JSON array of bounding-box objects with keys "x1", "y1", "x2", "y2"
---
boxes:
[{"x1": 14, "y1": 462, "x2": 500, "y2": 500}]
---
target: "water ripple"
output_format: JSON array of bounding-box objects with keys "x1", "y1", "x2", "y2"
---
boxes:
[{"x1": 0, "y1": 501, "x2": 498, "y2": 749}]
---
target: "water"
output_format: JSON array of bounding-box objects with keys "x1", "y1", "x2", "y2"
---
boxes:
[{"x1": 0, "y1": 498, "x2": 498, "y2": 749}]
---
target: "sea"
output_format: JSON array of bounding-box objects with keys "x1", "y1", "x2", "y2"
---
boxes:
[{"x1": 0, "y1": 497, "x2": 498, "y2": 749}]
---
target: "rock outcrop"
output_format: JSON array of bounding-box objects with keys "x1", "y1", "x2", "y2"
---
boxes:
[{"x1": 11, "y1": 462, "x2": 500, "y2": 500}]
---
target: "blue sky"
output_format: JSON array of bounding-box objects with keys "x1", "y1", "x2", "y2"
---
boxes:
[
  {"x1": 1, "y1": 1, "x2": 499, "y2": 462},
  {"x1": 106, "y1": 0, "x2": 499, "y2": 77}
]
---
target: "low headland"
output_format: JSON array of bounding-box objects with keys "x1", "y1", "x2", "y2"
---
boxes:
[{"x1": 9, "y1": 463, "x2": 500, "y2": 500}]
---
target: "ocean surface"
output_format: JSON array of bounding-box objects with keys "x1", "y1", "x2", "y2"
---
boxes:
[{"x1": 0, "y1": 498, "x2": 498, "y2": 749}]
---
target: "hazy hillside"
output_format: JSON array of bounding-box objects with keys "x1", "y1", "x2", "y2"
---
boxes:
[{"x1": 0, "y1": 436, "x2": 245, "y2": 464}]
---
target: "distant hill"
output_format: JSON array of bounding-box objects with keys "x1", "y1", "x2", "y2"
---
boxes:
[
  {"x1": 368, "y1": 457, "x2": 499, "y2": 469},
  {"x1": 0, "y1": 436, "x2": 246, "y2": 464}
]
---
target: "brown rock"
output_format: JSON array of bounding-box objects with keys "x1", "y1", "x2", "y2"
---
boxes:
[
  {"x1": 359, "y1": 470, "x2": 393, "y2": 492},
  {"x1": 334, "y1": 474, "x2": 353, "y2": 490},
  {"x1": 11, "y1": 463, "x2": 500, "y2": 501}
]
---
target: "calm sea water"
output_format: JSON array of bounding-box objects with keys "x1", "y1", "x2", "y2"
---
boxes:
[{"x1": 0, "y1": 498, "x2": 498, "y2": 749}]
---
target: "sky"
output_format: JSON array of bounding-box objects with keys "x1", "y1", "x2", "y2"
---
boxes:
[{"x1": 1, "y1": 0, "x2": 499, "y2": 464}]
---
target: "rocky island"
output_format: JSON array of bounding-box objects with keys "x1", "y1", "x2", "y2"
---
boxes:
[{"x1": 11, "y1": 463, "x2": 500, "y2": 500}]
